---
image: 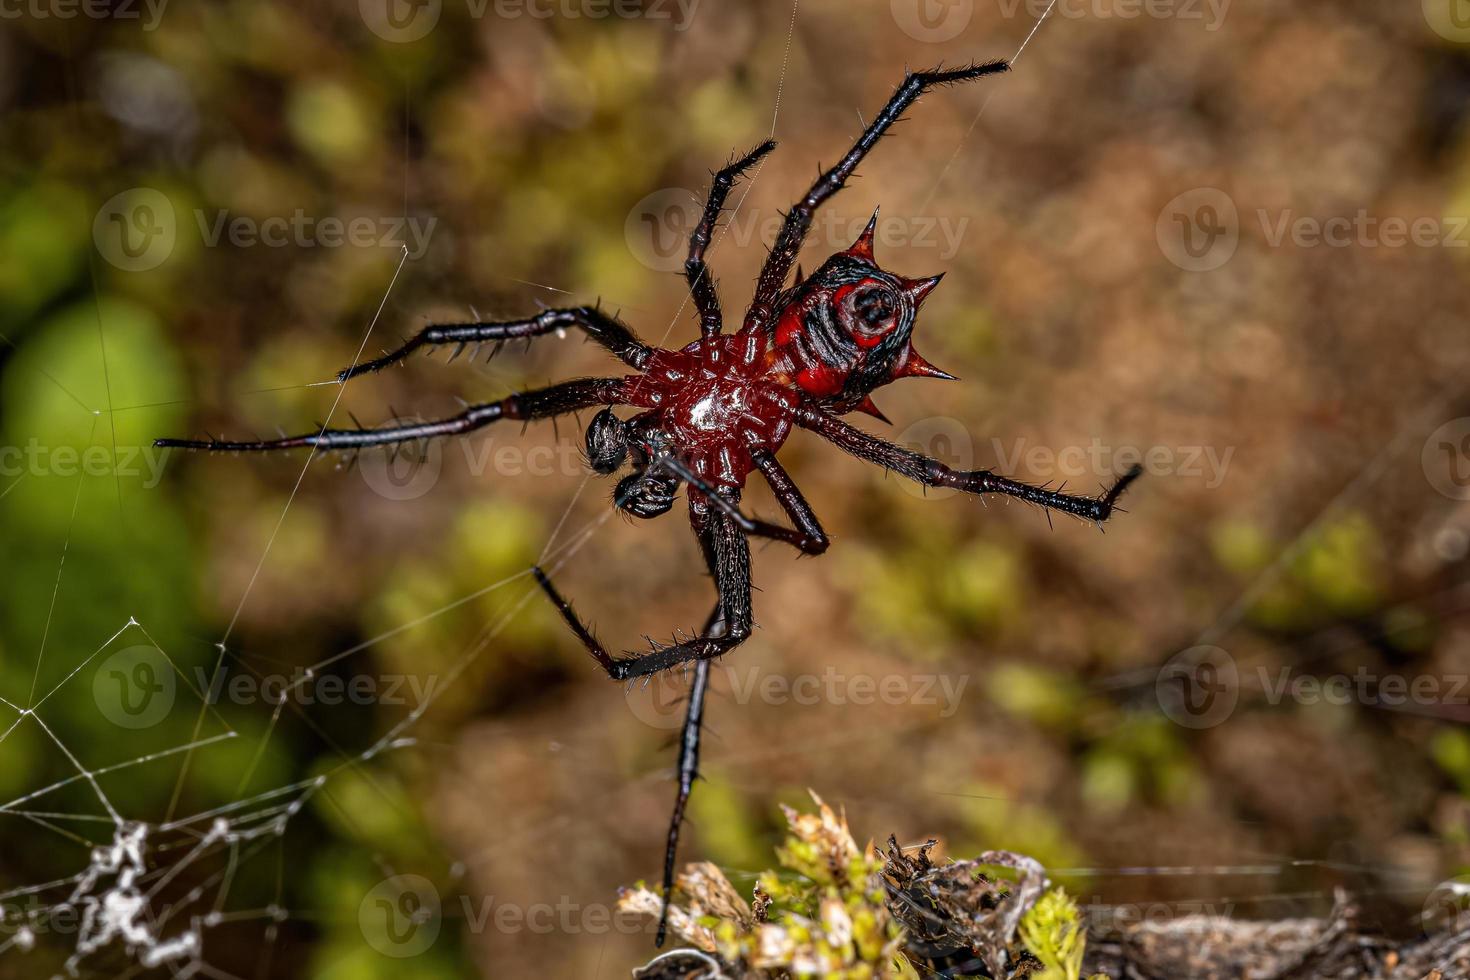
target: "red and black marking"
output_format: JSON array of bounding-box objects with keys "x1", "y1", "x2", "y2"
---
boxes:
[{"x1": 156, "y1": 58, "x2": 1144, "y2": 948}]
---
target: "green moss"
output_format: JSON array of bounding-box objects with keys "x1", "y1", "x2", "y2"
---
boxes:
[{"x1": 1018, "y1": 888, "x2": 1093, "y2": 980}]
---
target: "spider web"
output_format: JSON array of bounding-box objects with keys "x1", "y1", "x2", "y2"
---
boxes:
[
  {"x1": 0, "y1": 4, "x2": 1194, "y2": 977},
  {"x1": 0, "y1": 203, "x2": 642, "y2": 975},
  {"x1": 6, "y1": 4, "x2": 1440, "y2": 978}
]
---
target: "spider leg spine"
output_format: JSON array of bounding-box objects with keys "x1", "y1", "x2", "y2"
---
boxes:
[
  {"x1": 744, "y1": 59, "x2": 1010, "y2": 332},
  {"x1": 155, "y1": 378, "x2": 628, "y2": 453}
]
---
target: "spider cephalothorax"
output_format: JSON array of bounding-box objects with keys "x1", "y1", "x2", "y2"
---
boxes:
[{"x1": 157, "y1": 58, "x2": 1143, "y2": 947}]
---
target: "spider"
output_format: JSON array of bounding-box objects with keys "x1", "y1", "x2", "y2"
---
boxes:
[{"x1": 157, "y1": 58, "x2": 1142, "y2": 947}]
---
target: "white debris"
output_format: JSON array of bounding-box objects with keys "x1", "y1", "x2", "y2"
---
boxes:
[
  {"x1": 59, "y1": 821, "x2": 203, "y2": 974},
  {"x1": 141, "y1": 928, "x2": 200, "y2": 968}
]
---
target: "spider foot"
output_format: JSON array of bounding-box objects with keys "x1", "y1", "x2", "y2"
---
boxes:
[
  {"x1": 1082, "y1": 464, "x2": 1144, "y2": 527},
  {"x1": 1099, "y1": 464, "x2": 1144, "y2": 511}
]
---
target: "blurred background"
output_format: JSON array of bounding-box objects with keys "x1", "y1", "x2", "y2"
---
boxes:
[{"x1": 3, "y1": 0, "x2": 1470, "y2": 976}]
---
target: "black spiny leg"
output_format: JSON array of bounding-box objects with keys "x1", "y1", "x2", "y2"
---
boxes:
[
  {"x1": 749, "y1": 450, "x2": 829, "y2": 555},
  {"x1": 686, "y1": 140, "x2": 777, "y2": 337},
  {"x1": 531, "y1": 564, "x2": 624, "y2": 679},
  {"x1": 528, "y1": 568, "x2": 716, "y2": 947},
  {"x1": 534, "y1": 501, "x2": 751, "y2": 680},
  {"x1": 340, "y1": 306, "x2": 652, "y2": 381},
  {"x1": 745, "y1": 61, "x2": 1010, "y2": 333},
  {"x1": 155, "y1": 377, "x2": 627, "y2": 453},
  {"x1": 795, "y1": 406, "x2": 1143, "y2": 524},
  {"x1": 533, "y1": 497, "x2": 742, "y2": 946},
  {"x1": 652, "y1": 498, "x2": 724, "y2": 946},
  {"x1": 654, "y1": 495, "x2": 733, "y2": 947},
  {"x1": 657, "y1": 454, "x2": 828, "y2": 556},
  {"x1": 658, "y1": 657, "x2": 710, "y2": 948}
]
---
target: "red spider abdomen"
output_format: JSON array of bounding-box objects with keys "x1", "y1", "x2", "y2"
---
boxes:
[{"x1": 764, "y1": 287, "x2": 852, "y2": 401}]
